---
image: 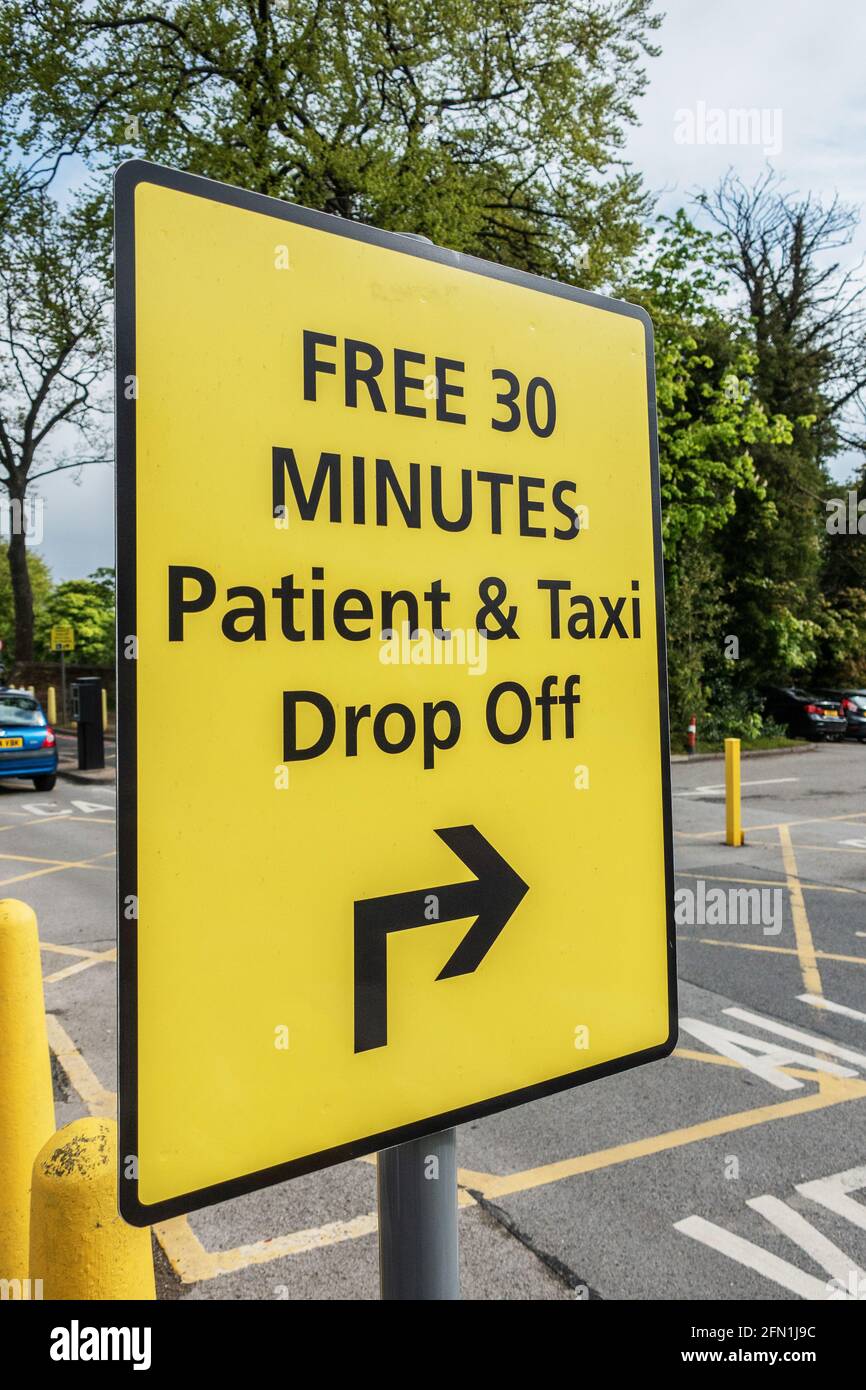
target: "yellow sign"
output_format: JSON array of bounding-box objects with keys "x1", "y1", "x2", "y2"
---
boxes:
[
  {"x1": 116, "y1": 161, "x2": 675, "y2": 1225},
  {"x1": 50, "y1": 623, "x2": 75, "y2": 652}
]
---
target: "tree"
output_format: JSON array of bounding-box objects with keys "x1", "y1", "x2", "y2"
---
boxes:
[
  {"x1": 698, "y1": 170, "x2": 866, "y2": 683},
  {"x1": 2, "y1": 0, "x2": 661, "y2": 287},
  {"x1": 35, "y1": 568, "x2": 115, "y2": 665},
  {"x1": 621, "y1": 211, "x2": 791, "y2": 732},
  {"x1": 0, "y1": 544, "x2": 51, "y2": 661},
  {"x1": 814, "y1": 464, "x2": 866, "y2": 685},
  {"x1": 0, "y1": 185, "x2": 111, "y2": 660}
]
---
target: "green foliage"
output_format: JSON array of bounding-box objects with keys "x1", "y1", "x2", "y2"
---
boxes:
[
  {"x1": 0, "y1": 544, "x2": 51, "y2": 658},
  {"x1": 697, "y1": 673, "x2": 766, "y2": 744},
  {"x1": 2, "y1": 0, "x2": 662, "y2": 288},
  {"x1": 698, "y1": 173, "x2": 866, "y2": 694},
  {"x1": 621, "y1": 213, "x2": 795, "y2": 732},
  {"x1": 630, "y1": 188, "x2": 866, "y2": 729},
  {"x1": 2, "y1": 8, "x2": 863, "y2": 736},
  {"x1": 623, "y1": 212, "x2": 791, "y2": 563},
  {"x1": 35, "y1": 570, "x2": 115, "y2": 665},
  {"x1": 813, "y1": 470, "x2": 866, "y2": 684},
  {"x1": 0, "y1": 178, "x2": 111, "y2": 659}
]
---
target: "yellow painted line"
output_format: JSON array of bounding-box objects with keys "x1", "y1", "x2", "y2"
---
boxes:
[
  {"x1": 0, "y1": 848, "x2": 116, "y2": 887},
  {"x1": 53, "y1": 816, "x2": 116, "y2": 825},
  {"x1": 162, "y1": 1060, "x2": 866, "y2": 1279},
  {"x1": 41, "y1": 941, "x2": 104, "y2": 960},
  {"x1": 749, "y1": 840, "x2": 866, "y2": 854},
  {"x1": 153, "y1": 1212, "x2": 381, "y2": 1280},
  {"x1": 675, "y1": 871, "x2": 861, "y2": 896},
  {"x1": 43, "y1": 1015, "x2": 212, "y2": 1286},
  {"x1": 457, "y1": 1168, "x2": 500, "y2": 1189},
  {"x1": 44, "y1": 947, "x2": 116, "y2": 984},
  {"x1": 475, "y1": 1077, "x2": 866, "y2": 1201},
  {"x1": 778, "y1": 824, "x2": 822, "y2": 997},
  {"x1": 674, "y1": 1048, "x2": 838, "y2": 1085},
  {"x1": 687, "y1": 938, "x2": 866, "y2": 967},
  {"x1": 0, "y1": 861, "x2": 107, "y2": 887},
  {"x1": 0, "y1": 850, "x2": 88, "y2": 866},
  {"x1": 155, "y1": 1184, "x2": 479, "y2": 1280},
  {"x1": 357, "y1": 1150, "x2": 495, "y2": 1189},
  {"x1": 0, "y1": 816, "x2": 61, "y2": 832},
  {"x1": 45, "y1": 1013, "x2": 116, "y2": 1119},
  {"x1": 156, "y1": 1182, "x2": 477, "y2": 1281},
  {"x1": 676, "y1": 811, "x2": 866, "y2": 841},
  {"x1": 46, "y1": 965, "x2": 866, "y2": 1282},
  {"x1": 0, "y1": 810, "x2": 114, "y2": 832},
  {"x1": 44, "y1": 1007, "x2": 468, "y2": 1283},
  {"x1": 675, "y1": 1047, "x2": 739, "y2": 1066},
  {"x1": 19, "y1": 815, "x2": 116, "y2": 828},
  {"x1": 48, "y1": 1017, "x2": 866, "y2": 1282}
]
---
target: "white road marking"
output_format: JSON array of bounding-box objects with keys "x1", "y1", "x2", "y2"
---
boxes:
[
  {"x1": 747, "y1": 1195, "x2": 866, "y2": 1285},
  {"x1": 840, "y1": 838, "x2": 866, "y2": 848},
  {"x1": 797, "y1": 1166, "x2": 866, "y2": 1234},
  {"x1": 70, "y1": 800, "x2": 115, "y2": 814},
  {"x1": 679, "y1": 1017, "x2": 857, "y2": 1091},
  {"x1": 723, "y1": 1007, "x2": 866, "y2": 1069},
  {"x1": 676, "y1": 1162, "x2": 866, "y2": 1299},
  {"x1": 674, "y1": 1215, "x2": 844, "y2": 1300},
  {"x1": 797, "y1": 993, "x2": 866, "y2": 1024},
  {"x1": 675, "y1": 777, "x2": 799, "y2": 798}
]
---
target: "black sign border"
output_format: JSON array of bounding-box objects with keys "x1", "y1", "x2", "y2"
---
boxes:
[{"x1": 115, "y1": 159, "x2": 677, "y2": 1226}]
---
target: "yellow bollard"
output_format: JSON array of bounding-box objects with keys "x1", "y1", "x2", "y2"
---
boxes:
[
  {"x1": 47, "y1": 686, "x2": 57, "y2": 726},
  {"x1": 29, "y1": 1117, "x2": 155, "y2": 1300},
  {"x1": 0, "y1": 899, "x2": 55, "y2": 1282},
  {"x1": 27, "y1": 685, "x2": 35, "y2": 698},
  {"x1": 102, "y1": 687, "x2": 108, "y2": 732},
  {"x1": 725, "y1": 737, "x2": 744, "y2": 846}
]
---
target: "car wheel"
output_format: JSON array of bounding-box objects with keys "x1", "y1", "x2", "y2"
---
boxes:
[{"x1": 33, "y1": 774, "x2": 56, "y2": 791}]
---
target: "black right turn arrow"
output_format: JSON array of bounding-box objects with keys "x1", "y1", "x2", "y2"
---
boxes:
[{"x1": 353, "y1": 825, "x2": 529, "y2": 1053}]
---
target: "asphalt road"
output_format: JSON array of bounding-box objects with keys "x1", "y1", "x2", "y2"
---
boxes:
[{"x1": 7, "y1": 740, "x2": 865, "y2": 1300}]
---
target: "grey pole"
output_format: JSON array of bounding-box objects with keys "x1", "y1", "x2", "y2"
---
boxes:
[{"x1": 377, "y1": 1128, "x2": 460, "y2": 1300}]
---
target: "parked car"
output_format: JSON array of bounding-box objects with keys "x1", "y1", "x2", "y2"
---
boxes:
[
  {"x1": 813, "y1": 687, "x2": 866, "y2": 743},
  {"x1": 760, "y1": 685, "x2": 846, "y2": 741},
  {"x1": 0, "y1": 688, "x2": 58, "y2": 789}
]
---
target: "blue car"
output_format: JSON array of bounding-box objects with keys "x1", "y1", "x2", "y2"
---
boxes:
[{"x1": 0, "y1": 688, "x2": 58, "y2": 790}]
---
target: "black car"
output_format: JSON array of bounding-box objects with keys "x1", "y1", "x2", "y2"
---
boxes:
[
  {"x1": 814, "y1": 687, "x2": 866, "y2": 743},
  {"x1": 761, "y1": 685, "x2": 846, "y2": 741}
]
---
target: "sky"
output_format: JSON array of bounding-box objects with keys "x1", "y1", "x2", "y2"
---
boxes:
[{"x1": 28, "y1": 0, "x2": 866, "y2": 580}]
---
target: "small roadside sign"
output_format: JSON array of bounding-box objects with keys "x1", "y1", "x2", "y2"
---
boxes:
[
  {"x1": 115, "y1": 160, "x2": 676, "y2": 1225},
  {"x1": 50, "y1": 623, "x2": 75, "y2": 653}
]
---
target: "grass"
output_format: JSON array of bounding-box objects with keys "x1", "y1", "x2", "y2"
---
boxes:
[{"x1": 671, "y1": 733, "x2": 805, "y2": 756}]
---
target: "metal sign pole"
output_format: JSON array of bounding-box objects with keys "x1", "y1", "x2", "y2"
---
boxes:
[
  {"x1": 377, "y1": 1127, "x2": 459, "y2": 1300},
  {"x1": 60, "y1": 650, "x2": 67, "y2": 726}
]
